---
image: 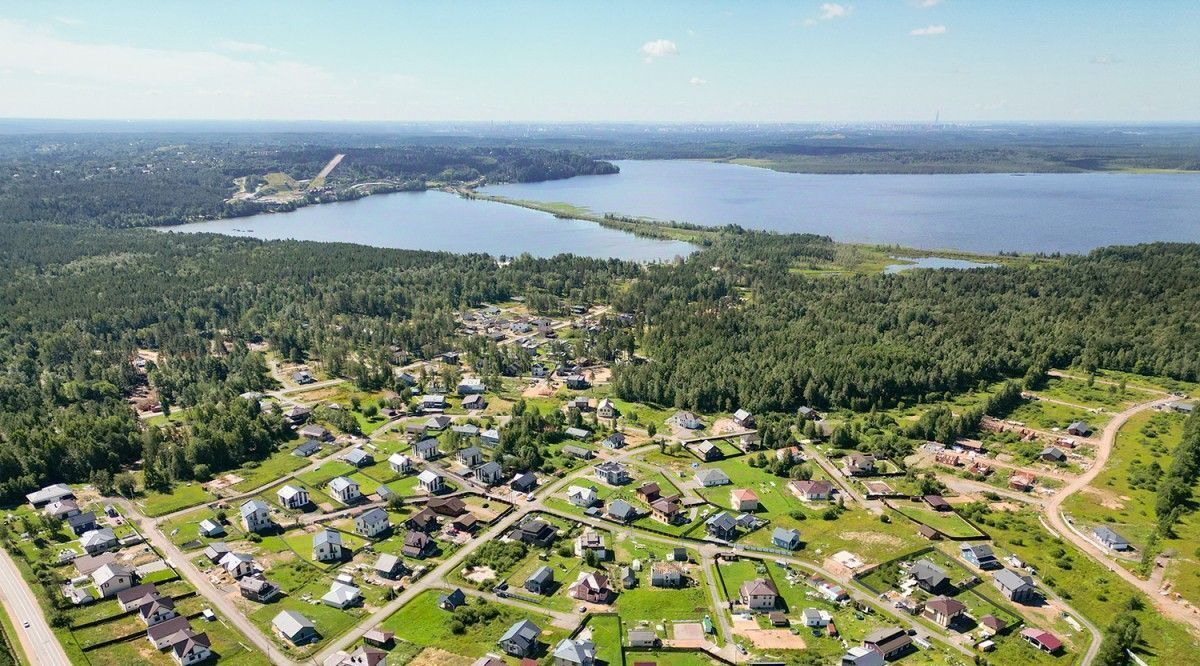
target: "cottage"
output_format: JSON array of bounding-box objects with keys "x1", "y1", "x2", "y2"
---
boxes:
[
  {"x1": 841, "y1": 646, "x2": 884, "y2": 666},
  {"x1": 739, "y1": 578, "x2": 778, "y2": 611},
  {"x1": 627, "y1": 631, "x2": 660, "y2": 648},
  {"x1": 650, "y1": 496, "x2": 682, "y2": 524},
  {"x1": 911, "y1": 559, "x2": 949, "y2": 593},
  {"x1": 705, "y1": 512, "x2": 738, "y2": 540},
  {"x1": 172, "y1": 631, "x2": 213, "y2": 666},
  {"x1": 439, "y1": 588, "x2": 467, "y2": 610},
  {"x1": 385, "y1": 453, "x2": 413, "y2": 476},
  {"x1": 322, "y1": 581, "x2": 362, "y2": 609},
  {"x1": 695, "y1": 468, "x2": 731, "y2": 487},
  {"x1": 531, "y1": 363, "x2": 549, "y2": 378},
  {"x1": 418, "y1": 469, "x2": 446, "y2": 494},
  {"x1": 313, "y1": 529, "x2": 344, "y2": 562},
  {"x1": 273, "y1": 610, "x2": 318, "y2": 645},
  {"x1": 329, "y1": 476, "x2": 363, "y2": 504},
  {"x1": 277, "y1": 484, "x2": 311, "y2": 510},
  {"x1": 292, "y1": 370, "x2": 315, "y2": 385},
  {"x1": 553, "y1": 638, "x2": 596, "y2": 666},
  {"x1": 668, "y1": 411, "x2": 702, "y2": 430},
  {"x1": 651, "y1": 562, "x2": 683, "y2": 588},
  {"x1": 594, "y1": 461, "x2": 631, "y2": 485},
  {"x1": 525, "y1": 565, "x2": 555, "y2": 595},
  {"x1": 923, "y1": 596, "x2": 966, "y2": 628},
  {"x1": 339, "y1": 646, "x2": 388, "y2": 666},
  {"x1": 203, "y1": 543, "x2": 230, "y2": 564},
  {"x1": 45, "y1": 499, "x2": 81, "y2": 520},
  {"x1": 993, "y1": 569, "x2": 1037, "y2": 603},
  {"x1": 427, "y1": 497, "x2": 467, "y2": 516},
  {"x1": 566, "y1": 397, "x2": 592, "y2": 412},
  {"x1": 515, "y1": 519, "x2": 557, "y2": 547},
  {"x1": 475, "y1": 461, "x2": 504, "y2": 486},
  {"x1": 575, "y1": 530, "x2": 608, "y2": 560},
  {"x1": 407, "y1": 508, "x2": 440, "y2": 532},
  {"x1": 597, "y1": 399, "x2": 617, "y2": 419},
  {"x1": 413, "y1": 437, "x2": 442, "y2": 461},
  {"x1": 355, "y1": 508, "x2": 391, "y2": 538},
  {"x1": 568, "y1": 571, "x2": 613, "y2": 604},
  {"x1": 285, "y1": 404, "x2": 312, "y2": 425},
  {"x1": 458, "y1": 446, "x2": 485, "y2": 467},
  {"x1": 239, "y1": 576, "x2": 280, "y2": 602},
  {"x1": 636, "y1": 482, "x2": 661, "y2": 502},
  {"x1": 146, "y1": 616, "x2": 191, "y2": 650},
  {"x1": 843, "y1": 453, "x2": 877, "y2": 476},
  {"x1": 219, "y1": 552, "x2": 255, "y2": 579},
  {"x1": 602, "y1": 433, "x2": 626, "y2": 450},
  {"x1": 93, "y1": 562, "x2": 135, "y2": 598},
  {"x1": 1020, "y1": 628, "x2": 1063, "y2": 653},
  {"x1": 1093, "y1": 526, "x2": 1132, "y2": 551},
  {"x1": 481, "y1": 428, "x2": 501, "y2": 445},
  {"x1": 1040, "y1": 446, "x2": 1067, "y2": 463},
  {"x1": 772, "y1": 527, "x2": 802, "y2": 550},
  {"x1": 562, "y1": 445, "x2": 593, "y2": 460},
  {"x1": 293, "y1": 439, "x2": 322, "y2": 457},
  {"x1": 695, "y1": 441, "x2": 722, "y2": 461},
  {"x1": 80, "y1": 527, "x2": 118, "y2": 554},
  {"x1": 297, "y1": 423, "x2": 331, "y2": 441},
  {"x1": 498, "y1": 620, "x2": 542, "y2": 657},
  {"x1": 568, "y1": 486, "x2": 599, "y2": 508},
  {"x1": 343, "y1": 448, "x2": 374, "y2": 468},
  {"x1": 565, "y1": 375, "x2": 590, "y2": 390},
  {"x1": 236, "y1": 499, "x2": 271, "y2": 533},
  {"x1": 923, "y1": 495, "x2": 952, "y2": 511},
  {"x1": 198, "y1": 518, "x2": 225, "y2": 538},
  {"x1": 63, "y1": 510, "x2": 97, "y2": 535},
  {"x1": 789, "y1": 479, "x2": 834, "y2": 501},
  {"x1": 1009, "y1": 471, "x2": 1036, "y2": 492},
  {"x1": 862, "y1": 627, "x2": 913, "y2": 661},
  {"x1": 565, "y1": 427, "x2": 592, "y2": 441},
  {"x1": 510, "y1": 472, "x2": 538, "y2": 494},
  {"x1": 462, "y1": 394, "x2": 487, "y2": 410},
  {"x1": 730, "y1": 489, "x2": 760, "y2": 512},
  {"x1": 802, "y1": 608, "x2": 832, "y2": 627},
  {"x1": 732, "y1": 409, "x2": 754, "y2": 428},
  {"x1": 797, "y1": 406, "x2": 820, "y2": 421},
  {"x1": 116, "y1": 584, "x2": 159, "y2": 611},
  {"x1": 425, "y1": 415, "x2": 453, "y2": 431},
  {"x1": 960, "y1": 543, "x2": 1001, "y2": 570},
  {"x1": 374, "y1": 553, "x2": 406, "y2": 580},
  {"x1": 364, "y1": 629, "x2": 395, "y2": 648},
  {"x1": 457, "y1": 378, "x2": 487, "y2": 395},
  {"x1": 421, "y1": 394, "x2": 448, "y2": 411},
  {"x1": 607, "y1": 499, "x2": 638, "y2": 523},
  {"x1": 1066, "y1": 421, "x2": 1092, "y2": 437}
]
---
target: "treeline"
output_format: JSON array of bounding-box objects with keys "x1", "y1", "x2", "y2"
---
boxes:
[
  {"x1": 1155, "y1": 410, "x2": 1200, "y2": 536},
  {"x1": 612, "y1": 236, "x2": 1200, "y2": 413},
  {"x1": 0, "y1": 134, "x2": 616, "y2": 228}
]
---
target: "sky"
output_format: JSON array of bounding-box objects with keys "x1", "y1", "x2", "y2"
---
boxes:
[{"x1": 1, "y1": 1, "x2": 1198, "y2": 123}]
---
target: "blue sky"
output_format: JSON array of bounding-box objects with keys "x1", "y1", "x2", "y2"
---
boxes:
[{"x1": 1, "y1": 1, "x2": 1197, "y2": 122}]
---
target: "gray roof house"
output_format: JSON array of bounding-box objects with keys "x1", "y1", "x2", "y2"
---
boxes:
[
  {"x1": 497, "y1": 619, "x2": 542, "y2": 657},
  {"x1": 772, "y1": 527, "x2": 801, "y2": 550},
  {"x1": 525, "y1": 565, "x2": 555, "y2": 595},
  {"x1": 993, "y1": 568, "x2": 1038, "y2": 603},
  {"x1": 1093, "y1": 526, "x2": 1131, "y2": 551},
  {"x1": 911, "y1": 559, "x2": 949, "y2": 592},
  {"x1": 552, "y1": 638, "x2": 596, "y2": 666},
  {"x1": 273, "y1": 610, "x2": 318, "y2": 645},
  {"x1": 695, "y1": 468, "x2": 731, "y2": 487}
]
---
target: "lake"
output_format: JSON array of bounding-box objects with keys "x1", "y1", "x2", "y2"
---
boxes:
[
  {"x1": 484, "y1": 160, "x2": 1200, "y2": 254},
  {"x1": 165, "y1": 190, "x2": 695, "y2": 262}
]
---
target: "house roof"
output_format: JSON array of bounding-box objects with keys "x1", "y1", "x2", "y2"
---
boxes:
[
  {"x1": 498, "y1": 619, "x2": 542, "y2": 645},
  {"x1": 637, "y1": 482, "x2": 660, "y2": 496},
  {"x1": 375, "y1": 553, "x2": 403, "y2": 573},
  {"x1": 358, "y1": 507, "x2": 389, "y2": 525},
  {"x1": 912, "y1": 559, "x2": 948, "y2": 587},
  {"x1": 477, "y1": 461, "x2": 503, "y2": 475},
  {"x1": 608, "y1": 499, "x2": 637, "y2": 519},
  {"x1": 344, "y1": 448, "x2": 372, "y2": 464},
  {"x1": 695, "y1": 468, "x2": 730, "y2": 485},
  {"x1": 925, "y1": 596, "x2": 965, "y2": 616},
  {"x1": 552, "y1": 639, "x2": 596, "y2": 665},
  {"x1": 26, "y1": 483, "x2": 74, "y2": 505},
  {"x1": 388, "y1": 453, "x2": 412, "y2": 466},
  {"x1": 80, "y1": 527, "x2": 116, "y2": 547},
  {"x1": 273, "y1": 610, "x2": 315, "y2": 637},
  {"x1": 528, "y1": 565, "x2": 554, "y2": 585},
  {"x1": 414, "y1": 437, "x2": 440, "y2": 450},
  {"x1": 706, "y1": 511, "x2": 737, "y2": 531},
  {"x1": 440, "y1": 588, "x2": 466, "y2": 607},
  {"x1": 313, "y1": 529, "x2": 342, "y2": 547},
  {"x1": 994, "y1": 569, "x2": 1033, "y2": 591},
  {"x1": 1020, "y1": 628, "x2": 1063, "y2": 651},
  {"x1": 321, "y1": 582, "x2": 361, "y2": 606},
  {"x1": 460, "y1": 446, "x2": 483, "y2": 459},
  {"x1": 92, "y1": 562, "x2": 132, "y2": 585},
  {"x1": 146, "y1": 615, "x2": 191, "y2": 641},
  {"x1": 115, "y1": 583, "x2": 158, "y2": 606},
  {"x1": 790, "y1": 479, "x2": 833, "y2": 494},
  {"x1": 1093, "y1": 525, "x2": 1129, "y2": 546},
  {"x1": 240, "y1": 499, "x2": 269, "y2": 517},
  {"x1": 731, "y1": 488, "x2": 759, "y2": 503},
  {"x1": 740, "y1": 578, "x2": 778, "y2": 597},
  {"x1": 329, "y1": 476, "x2": 358, "y2": 493},
  {"x1": 980, "y1": 615, "x2": 1007, "y2": 631},
  {"x1": 278, "y1": 484, "x2": 306, "y2": 500},
  {"x1": 773, "y1": 527, "x2": 801, "y2": 542},
  {"x1": 418, "y1": 470, "x2": 442, "y2": 484}
]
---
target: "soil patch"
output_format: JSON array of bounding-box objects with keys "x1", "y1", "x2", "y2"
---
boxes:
[{"x1": 408, "y1": 647, "x2": 474, "y2": 666}]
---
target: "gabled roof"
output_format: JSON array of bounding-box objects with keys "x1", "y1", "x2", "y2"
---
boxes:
[
  {"x1": 313, "y1": 529, "x2": 342, "y2": 547},
  {"x1": 273, "y1": 610, "x2": 315, "y2": 637},
  {"x1": 994, "y1": 568, "x2": 1033, "y2": 590},
  {"x1": 80, "y1": 527, "x2": 116, "y2": 547},
  {"x1": 552, "y1": 639, "x2": 596, "y2": 665},
  {"x1": 925, "y1": 595, "x2": 965, "y2": 616},
  {"x1": 278, "y1": 484, "x2": 306, "y2": 500},
  {"x1": 329, "y1": 476, "x2": 358, "y2": 493},
  {"x1": 740, "y1": 578, "x2": 778, "y2": 597},
  {"x1": 608, "y1": 499, "x2": 636, "y2": 519},
  {"x1": 773, "y1": 527, "x2": 801, "y2": 543},
  {"x1": 240, "y1": 499, "x2": 269, "y2": 517},
  {"x1": 498, "y1": 619, "x2": 542, "y2": 645},
  {"x1": 912, "y1": 559, "x2": 948, "y2": 587},
  {"x1": 358, "y1": 507, "x2": 389, "y2": 525},
  {"x1": 695, "y1": 468, "x2": 730, "y2": 485},
  {"x1": 418, "y1": 469, "x2": 442, "y2": 484},
  {"x1": 375, "y1": 553, "x2": 403, "y2": 573},
  {"x1": 92, "y1": 562, "x2": 132, "y2": 585},
  {"x1": 528, "y1": 565, "x2": 554, "y2": 585},
  {"x1": 706, "y1": 511, "x2": 737, "y2": 531},
  {"x1": 321, "y1": 582, "x2": 361, "y2": 606}
]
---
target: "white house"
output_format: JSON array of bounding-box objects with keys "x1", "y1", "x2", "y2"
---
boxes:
[
  {"x1": 354, "y1": 508, "x2": 391, "y2": 538},
  {"x1": 313, "y1": 529, "x2": 344, "y2": 562},
  {"x1": 239, "y1": 499, "x2": 272, "y2": 533},
  {"x1": 388, "y1": 453, "x2": 413, "y2": 474},
  {"x1": 219, "y1": 552, "x2": 255, "y2": 579},
  {"x1": 321, "y1": 581, "x2": 362, "y2": 609},
  {"x1": 413, "y1": 438, "x2": 441, "y2": 461},
  {"x1": 277, "y1": 485, "x2": 310, "y2": 510},
  {"x1": 481, "y1": 429, "x2": 501, "y2": 445},
  {"x1": 596, "y1": 399, "x2": 617, "y2": 419},
  {"x1": 92, "y1": 562, "x2": 134, "y2": 598},
  {"x1": 418, "y1": 469, "x2": 445, "y2": 494},
  {"x1": 567, "y1": 485, "x2": 598, "y2": 508},
  {"x1": 171, "y1": 632, "x2": 212, "y2": 666},
  {"x1": 198, "y1": 519, "x2": 224, "y2": 538},
  {"x1": 329, "y1": 476, "x2": 362, "y2": 504}
]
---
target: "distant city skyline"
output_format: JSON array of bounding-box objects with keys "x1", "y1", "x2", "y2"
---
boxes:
[{"x1": 1, "y1": 1, "x2": 1197, "y2": 122}]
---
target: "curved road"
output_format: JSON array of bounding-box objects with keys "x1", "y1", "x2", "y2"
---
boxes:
[{"x1": 1043, "y1": 395, "x2": 1200, "y2": 635}]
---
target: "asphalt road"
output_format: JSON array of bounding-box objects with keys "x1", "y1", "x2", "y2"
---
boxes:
[{"x1": 0, "y1": 546, "x2": 71, "y2": 666}]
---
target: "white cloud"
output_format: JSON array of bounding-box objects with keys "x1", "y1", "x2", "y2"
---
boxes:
[
  {"x1": 916, "y1": 0, "x2": 943, "y2": 8},
  {"x1": 689, "y1": 76, "x2": 708, "y2": 86},
  {"x1": 216, "y1": 39, "x2": 281, "y2": 55},
  {"x1": 640, "y1": 39, "x2": 678, "y2": 63},
  {"x1": 820, "y1": 3, "x2": 849, "y2": 20},
  {"x1": 909, "y1": 24, "x2": 947, "y2": 36}
]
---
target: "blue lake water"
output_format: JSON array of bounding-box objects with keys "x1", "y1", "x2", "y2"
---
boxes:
[
  {"x1": 163, "y1": 190, "x2": 695, "y2": 262},
  {"x1": 484, "y1": 160, "x2": 1200, "y2": 254}
]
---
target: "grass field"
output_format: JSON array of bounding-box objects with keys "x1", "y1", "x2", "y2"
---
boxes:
[
  {"x1": 1067, "y1": 368, "x2": 1199, "y2": 397},
  {"x1": 379, "y1": 590, "x2": 567, "y2": 660},
  {"x1": 1036, "y1": 376, "x2": 1155, "y2": 410},
  {"x1": 1006, "y1": 400, "x2": 1109, "y2": 432},
  {"x1": 891, "y1": 503, "x2": 986, "y2": 538},
  {"x1": 137, "y1": 481, "x2": 214, "y2": 517},
  {"x1": 228, "y1": 449, "x2": 310, "y2": 492}
]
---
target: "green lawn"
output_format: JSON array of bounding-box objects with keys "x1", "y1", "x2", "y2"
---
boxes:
[
  {"x1": 159, "y1": 507, "x2": 242, "y2": 548},
  {"x1": 248, "y1": 578, "x2": 368, "y2": 657},
  {"x1": 1006, "y1": 400, "x2": 1109, "y2": 432},
  {"x1": 584, "y1": 614, "x2": 623, "y2": 666},
  {"x1": 1036, "y1": 376, "x2": 1155, "y2": 410},
  {"x1": 296, "y1": 460, "x2": 358, "y2": 488},
  {"x1": 379, "y1": 590, "x2": 568, "y2": 660},
  {"x1": 229, "y1": 449, "x2": 310, "y2": 492},
  {"x1": 892, "y1": 504, "x2": 986, "y2": 538},
  {"x1": 136, "y1": 482, "x2": 214, "y2": 517}
]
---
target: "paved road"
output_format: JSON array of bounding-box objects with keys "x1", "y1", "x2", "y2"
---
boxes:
[
  {"x1": 0, "y1": 546, "x2": 71, "y2": 665},
  {"x1": 1043, "y1": 396, "x2": 1200, "y2": 635}
]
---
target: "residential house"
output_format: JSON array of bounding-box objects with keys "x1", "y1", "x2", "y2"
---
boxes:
[
  {"x1": 239, "y1": 576, "x2": 280, "y2": 602},
  {"x1": 862, "y1": 627, "x2": 913, "y2": 661},
  {"x1": 574, "y1": 530, "x2": 608, "y2": 561},
  {"x1": 565, "y1": 375, "x2": 590, "y2": 390},
  {"x1": 277, "y1": 485, "x2": 311, "y2": 510},
  {"x1": 695, "y1": 468, "x2": 731, "y2": 487},
  {"x1": 789, "y1": 479, "x2": 834, "y2": 501},
  {"x1": 137, "y1": 595, "x2": 177, "y2": 626},
  {"x1": 979, "y1": 615, "x2": 1008, "y2": 637},
  {"x1": 65, "y1": 511, "x2": 97, "y2": 535},
  {"x1": 739, "y1": 578, "x2": 779, "y2": 611},
  {"x1": 694, "y1": 441, "x2": 722, "y2": 461},
  {"x1": 510, "y1": 472, "x2": 538, "y2": 494},
  {"x1": 602, "y1": 433, "x2": 626, "y2": 450},
  {"x1": 636, "y1": 482, "x2": 661, "y2": 502},
  {"x1": 425, "y1": 415, "x2": 453, "y2": 431},
  {"x1": 293, "y1": 439, "x2": 322, "y2": 457},
  {"x1": 354, "y1": 508, "x2": 391, "y2": 538},
  {"x1": 26, "y1": 483, "x2": 74, "y2": 508},
  {"x1": 285, "y1": 405, "x2": 312, "y2": 425},
  {"x1": 1020, "y1": 628, "x2": 1063, "y2": 654},
  {"x1": 403, "y1": 532, "x2": 436, "y2": 559},
  {"x1": 705, "y1": 512, "x2": 738, "y2": 540},
  {"x1": 596, "y1": 399, "x2": 617, "y2": 419},
  {"x1": 427, "y1": 497, "x2": 467, "y2": 516},
  {"x1": 374, "y1": 554, "x2": 406, "y2": 580},
  {"x1": 923, "y1": 596, "x2": 966, "y2": 628},
  {"x1": 960, "y1": 543, "x2": 1001, "y2": 570},
  {"x1": 240, "y1": 499, "x2": 272, "y2": 533},
  {"x1": 421, "y1": 394, "x2": 447, "y2": 411},
  {"x1": 594, "y1": 461, "x2": 631, "y2": 485},
  {"x1": 993, "y1": 569, "x2": 1037, "y2": 603},
  {"x1": 322, "y1": 582, "x2": 362, "y2": 609},
  {"x1": 451, "y1": 423, "x2": 481, "y2": 438},
  {"x1": 292, "y1": 370, "x2": 314, "y2": 385},
  {"x1": 525, "y1": 566, "x2": 555, "y2": 595},
  {"x1": 92, "y1": 562, "x2": 134, "y2": 598},
  {"x1": 364, "y1": 629, "x2": 394, "y2": 648},
  {"x1": 651, "y1": 562, "x2": 683, "y2": 588},
  {"x1": 562, "y1": 445, "x2": 593, "y2": 460},
  {"x1": 220, "y1": 552, "x2": 255, "y2": 579},
  {"x1": 1040, "y1": 447, "x2": 1067, "y2": 463},
  {"x1": 607, "y1": 499, "x2": 638, "y2": 523},
  {"x1": 568, "y1": 486, "x2": 599, "y2": 508},
  {"x1": 343, "y1": 448, "x2": 374, "y2": 467},
  {"x1": 803, "y1": 608, "x2": 833, "y2": 628},
  {"x1": 566, "y1": 397, "x2": 591, "y2": 412},
  {"x1": 297, "y1": 423, "x2": 331, "y2": 441},
  {"x1": 553, "y1": 638, "x2": 596, "y2": 666},
  {"x1": 1093, "y1": 526, "x2": 1132, "y2": 551},
  {"x1": 650, "y1": 496, "x2": 682, "y2": 524},
  {"x1": 1066, "y1": 421, "x2": 1092, "y2": 437},
  {"x1": 273, "y1": 610, "x2": 318, "y2": 645},
  {"x1": 732, "y1": 409, "x2": 754, "y2": 427},
  {"x1": 514, "y1": 519, "x2": 557, "y2": 547},
  {"x1": 481, "y1": 429, "x2": 501, "y2": 445},
  {"x1": 198, "y1": 519, "x2": 225, "y2": 538},
  {"x1": 418, "y1": 469, "x2": 446, "y2": 494},
  {"x1": 1009, "y1": 472, "x2": 1036, "y2": 492},
  {"x1": 841, "y1": 646, "x2": 884, "y2": 666},
  {"x1": 413, "y1": 438, "x2": 441, "y2": 461},
  {"x1": 146, "y1": 616, "x2": 191, "y2": 650},
  {"x1": 458, "y1": 446, "x2": 485, "y2": 468},
  {"x1": 475, "y1": 461, "x2": 504, "y2": 486},
  {"x1": 462, "y1": 394, "x2": 486, "y2": 410},
  {"x1": 80, "y1": 528, "x2": 118, "y2": 554},
  {"x1": 329, "y1": 476, "x2": 362, "y2": 504},
  {"x1": 202, "y1": 543, "x2": 230, "y2": 564},
  {"x1": 627, "y1": 631, "x2": 660, "y2": 648},
  {"x1": 797, "y1": 406, "x2": 820, "y2": 421},
  {"x1": 844, "y1": 453, "x2": 877, "y2": 476},
  {"x1": 923, "y1": 495, "x2": 952, "y2": 511},
  {"x1": 565, "y1": 427, "x2": 591, "y2": 441},
  {"x1": 668, "y1": 411, "x2": 702, "y2": 430},
  {"x1": 911, "y1": 559, "x2": 949, "y2": 593},
  {"x1": 406, "y1": 508, "x2": 440, "y2": 532},
  {"x1": 730, "y1": 489, "x2": 759, "y2": 512},
  {"x1": 45, "y1": 499, "x2": 81, "y2": 520},
  {"x1": 116, "y1": 584, "x2": 159, "y2": 612},
  {"x1": 772, "y1": 527, "x2": 802, "y2": 550},
  {"x1": 388, "y1": 453, "x2": 413, "y2": 474},
  {"x1": 497, "y1": 619, "x2": 542, "y2": 658},
  {"x1": 457, "y1": 378, "x2": 486, "y2": 395},
  {"x1": 313, "y1": 529, "x2": 344, "y2": 562},
  {"x1": 568, "y1": 571, "x2": 613, "y2": 604},
  {"x1": 439, "y1": 588, "x2": 467, "y2": 610},
  {"x1": 171, "y1": 632, "x2": 212, "y2": 665},
  {"x1": 531, "y1": 363, "x2": 549, "y2": 378},
  {"x1": 339, "y1": 646, "x2": 388, "y2": 666}
]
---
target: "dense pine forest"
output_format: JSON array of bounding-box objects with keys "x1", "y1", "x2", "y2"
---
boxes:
[{"x1": 1, "y1": 217, "x2": 1198, "y2": 502}]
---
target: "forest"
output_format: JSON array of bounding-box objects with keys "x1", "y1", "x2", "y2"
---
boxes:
[{"x1": 1, "y1": 218, "x2": 1199, "y2": 502}]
